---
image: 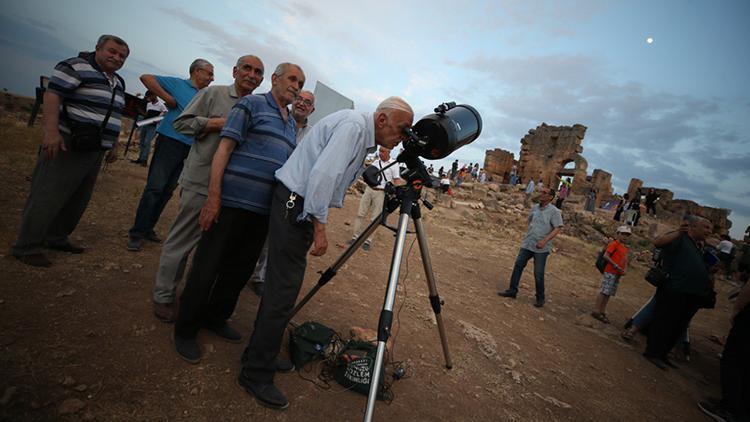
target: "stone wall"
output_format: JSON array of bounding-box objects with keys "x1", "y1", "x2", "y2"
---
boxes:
[
  {"x1": 627, "y1": 178, "x2": 643, "y2": 199},
  {"x1": 663, "y1": 199, "x2": 732, "y2": 235},
  {"x1": 517, "y1": 123, "x2": 588, "y2": 190},
  {"x1": 483, "y1": 148, "x2": 515, "y2": 182}
]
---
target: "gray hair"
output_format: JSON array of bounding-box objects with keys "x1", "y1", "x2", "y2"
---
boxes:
[
  {"x1": 236, "y1": 55, "x2": 264, "y2": 73},
  {"x1": 96, "y1": 34, "x2": 129, "y2": 55},
  {"x1": 189, "y1": 58, "x2": 213, "y2": 75},
  {"x1": 376, "y1": 96, "x2": 414, "y2": 116},
  {"x1": 273, "y1": 62, "x2": 303, "y2": 78},
  {"x1": 687, "y1": 214, "x2": 711, "y2": 227}
]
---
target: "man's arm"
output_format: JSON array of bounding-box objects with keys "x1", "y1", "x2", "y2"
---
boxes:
[
  {"x1": 41, "y1": 91, "x2": 66, "y2": 158},
  {"x1": 199, "y1": 138, "x2": 236, "y2": 231},
  {"x1": 140, "y1": 75, "x2": 176, "y2": 109},
  {"x1": 536, "y1": 226, "x2": 562, "y2": 249},
  {"x1": 653, "y1": 222, "x2": 688, "y2": 247},
  {"x1": 173, "y1": 88, "x2": 226, "y2": 138}
]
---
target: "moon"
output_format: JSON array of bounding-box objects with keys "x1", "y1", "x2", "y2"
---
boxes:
[{"x1": 646, "y1": 36, "x2": 654, "y2": 44}]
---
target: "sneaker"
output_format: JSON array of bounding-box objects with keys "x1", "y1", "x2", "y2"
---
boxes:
[
  {"x1": 144, "y1": 232, "x2": 162, "y2": 243},
  {"x1": 237, "y1": 374, "x2": 289, "y2": 410},
  {"x1": 153, "y1": 301, "x2": 176, "y2": 323},
  {"x1": 362, "y1": 241, "x2": 371, "y2": 251},
  {"x1": 127, "y1": 237, "x2": 143, "y2": 252},
  {"x1": 14, "y1": 253, "x2": 52, "y2": 268},
  {"x1": 533, "y1": 298, "x2": 545, "y2": 308},
  {"x1": 697, "y1": 399, "x2": 734, "y2": 422},
  {"x1": 497, "y1": 290, "x2": 517, "y2": 298},
  {"x1": 173, "y1": 332, "x2": 201, "y2": 364},
  {"x1": 204, "y1": 322, "x2": 242, "y2": 343},
  {"x1": 46, "y1": 241, "x2": 85, "y2": 254}
]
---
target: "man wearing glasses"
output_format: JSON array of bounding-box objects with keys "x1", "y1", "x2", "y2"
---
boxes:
[
  {"x1": 127, "y1": 59, "x2": 215, "y2": 252},
  {"x1": 498, "y1": 187, "x2": 563, "y2": 307}
]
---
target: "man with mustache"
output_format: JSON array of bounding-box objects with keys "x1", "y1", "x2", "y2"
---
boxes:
[
  {"x1": 11, "y1": 35, "x2": 129, "y2": 267},
  {"x1": 151, "y1": 55, "x2": 265, "y2": 322},
  {"x1": 126, "y1": 58, "x2": 215, "y2": 252},
  {"x1": 173, "y1": 63, "x2": 305, "y2": 364}
]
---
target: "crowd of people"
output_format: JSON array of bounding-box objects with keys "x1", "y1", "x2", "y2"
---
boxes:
[{"x1": 8, "y1": 34, "x2": 749, "y2": 419}]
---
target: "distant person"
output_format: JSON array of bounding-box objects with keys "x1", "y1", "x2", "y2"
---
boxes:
[
  {"x1": 427, "y1": 164, "x2": 434, "y2": 175},
  {"x1": 629, "y1": 188, "x2": 643, "y2": 226},
  {"x1": 131, "y1": 90, "x2": 167, "y2": 166},
  {"x1": 349, "y1": 146, "x2": 402, "y2": 251},
  {"x1": 556, "y1": 177, "x2": 571, "y2": 209},
  {"x1": 584, "y1": 188, "x2": 597, "y2": 213},
  {"x1": 717, "y1": 234, "x2": 735, "y2": 280},
  {"x1": 498, "y1": 187, "x2": 563, "y2": 307},
  {"x1": 438, "y1": 166, "x2": 445, "y2": 177},
  {"x1": 479, "y1": 169, "x2": 487, "y2": 184},
  {"x1": 450, "y1": 159, "x2": 458, "y2": 180},
  {"x1": 643, "y1": 216, "x2": 715, "y2": 370},
  {"x1": 591, "y1": 225, "x2": 631, "y2": 323},
  {"x1": 11, "y1": 35, "x2": 129, "y2": 267},
  {"x1": 509, "y1": 164, "x2": 518, "y2": 185},
  {"x1": 524, "y1": 178, "x2": 536, "y2": 207},
  {"x1": 126, "y1": 58, "x2": 215, "y2": 251},
  {"x1": 697, "y1": 278, "x2": 750, "y2": 421},
  {"x1": 613, "y1": 193, "x2": 629, "y2": 222},
  {"x1": 248, "y1": 89, "x2": 316, "y2": 296},
  {"x1": 645, "y1": 188, "x2": 659, "y2": 217},
  {"x1": 150, "y1": 55, "x2": 264, "y2": 322},
  {"x1": 440, "y1": 175, "x2": 451, "y2": 195}
]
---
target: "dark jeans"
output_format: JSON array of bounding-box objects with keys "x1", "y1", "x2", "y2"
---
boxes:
[
  {"x1": 646, "y1": 202, "x2": 657, "y2": 216},
  {"x1": 137, "y1": 124, "x2": 157, "y2": 163},
  {"x1": 129, "y1": 135, "x2": 190, "y2": 239},
  {"x1": 506, "y1": 247, "x2": 549, "y2": 300},
  {"x1": 645, "y1": 287, "x2": 702, "y2": 359},
  {"x1": 241, "y1": 183, "x2": 314, "y2": 383},
  {"x1": 174, "y1": 206, "x2": 269, "y2": 339},
  {"x1": 721, "y1": 306, "x2": 750, "y2": 419}
]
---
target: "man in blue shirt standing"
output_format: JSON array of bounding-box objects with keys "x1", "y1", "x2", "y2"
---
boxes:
[
  {"x1": 237, "y1": 97, "x2": 414, "y2": 410},
  {"x1": 172, "y1": 63, "x2": 305, "y2": 365},
  {"x1": 126, "y1": 59, "x2": 214, "y2": 251}
]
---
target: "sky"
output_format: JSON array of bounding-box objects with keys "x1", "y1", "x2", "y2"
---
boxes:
[{"x1": 1, "y1": 0, "x2": 748, "y2": 238}]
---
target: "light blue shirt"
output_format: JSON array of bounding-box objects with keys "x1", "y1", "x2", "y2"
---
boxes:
[
  {"x1": 520, "y1": 203, "x2": 563, "y2": 253},
  {"x1": 276, "y1": 110, "x2": 377, "y2": 224}
]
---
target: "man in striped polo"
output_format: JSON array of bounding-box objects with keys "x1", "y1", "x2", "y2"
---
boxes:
[
  {"x1": 11, "y1": 35, "x2": 129, "y2": 268},
  {"x1": 172, "y1": 63, "x2": 305, "y2": 364}
]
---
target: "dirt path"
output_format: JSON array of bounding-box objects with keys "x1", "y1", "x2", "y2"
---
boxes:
[{"x1": 0, "y1": 113, "x2": 732, "y2": 421}]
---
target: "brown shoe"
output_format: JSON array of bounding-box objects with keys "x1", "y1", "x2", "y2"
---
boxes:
[{"x1": 154, "y1": 301, "x2": 176, "y2": 323}]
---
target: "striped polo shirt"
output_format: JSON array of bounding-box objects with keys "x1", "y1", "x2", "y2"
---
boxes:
[
  {"x1": 219, "y1": 92, "x2": 297, "y2": 214},
  {"x1": 46, "y1": 53, "x2": 126, "y2": 149}
]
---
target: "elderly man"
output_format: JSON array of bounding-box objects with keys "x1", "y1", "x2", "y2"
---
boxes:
[
  {"x1": 127, "y1": 59, "x2": 215, "y2": 251},
  {"x1": 643, "y1": 216, "x2": 715, "y2": 370},
  {"x1": 172, "y1": 63, "x2": 305, "y2": 363},
  {"x1": 11, "y1": 35, "x2": 129, "y2": 267},
  {"x1": 150, "y1": 55, "x2": 265, "y2": 322},
  {"x1": 348, "y1": 146, "x2": 402, "y2": 250},
  {"x1": 238, "y1": 96, "x2": 414, "y2": 410},
  {"x1": 498, "y1": 187, "x2": 563, "y2": 307},
  {"x1": 248, "y1": 89, "x2": 316, "y2": 296}
]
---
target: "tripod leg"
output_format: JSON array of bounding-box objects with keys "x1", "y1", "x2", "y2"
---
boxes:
[
  {"x1": 288, "y1": 209, "x2": 384, "y2": 320},
  {"x1": 364, "y1": 212, "x2": 411, "y2": 422},
  {"x1": 413, "y1": 218, "x2": 453, "y2": 369}
]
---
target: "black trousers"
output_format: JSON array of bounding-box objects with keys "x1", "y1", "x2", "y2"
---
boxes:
[
  {"x1": 241, "y1": 183, "x2": 314, "y2": 383},
  {"x1": 721, "y1": 306, "x2": 750, "y2": 419},
  {"x1": 645, "y1": 287, "x2": 702, "y2": 359},
  {"x1": 174, "y1": 206, "x2": 269, "y2": 338}
]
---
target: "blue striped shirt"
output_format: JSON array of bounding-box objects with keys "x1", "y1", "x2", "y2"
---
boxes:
[
  {"x1": 47, "y1": 54, "x2": 126, "y2": 149},
  {"x1": 219, "y1": 92, "x2": 296, "y2": 214}
]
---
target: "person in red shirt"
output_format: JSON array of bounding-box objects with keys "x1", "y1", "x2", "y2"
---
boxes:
[{"x1": 592, "y1": 225, "x2": 631, "y2": 323}]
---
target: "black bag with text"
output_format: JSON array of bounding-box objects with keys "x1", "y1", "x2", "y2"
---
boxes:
[{"x1": 332, "y1": 340, "x2": 389, "y2": 401}]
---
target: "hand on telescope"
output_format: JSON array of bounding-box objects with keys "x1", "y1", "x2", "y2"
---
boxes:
[{"x1": 310, "y1": 219, "x2": 328, "y2": 256}]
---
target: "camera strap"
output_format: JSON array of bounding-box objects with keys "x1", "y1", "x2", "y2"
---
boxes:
[{"x1": 63, "y1": 77, "x2": 119, "y2": 135}]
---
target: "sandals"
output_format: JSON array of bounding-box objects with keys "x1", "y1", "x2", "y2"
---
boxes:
[
  {"x1": 590, "y1": 312, "x2": 611, "y2": 324},
  {"x1": 620, "y1": 330, "x2": 635, "y2": 343}
]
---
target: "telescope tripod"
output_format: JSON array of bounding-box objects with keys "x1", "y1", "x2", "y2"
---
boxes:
[{"x1": 288, "y1": 183, "x2": 453, "y2": 422}]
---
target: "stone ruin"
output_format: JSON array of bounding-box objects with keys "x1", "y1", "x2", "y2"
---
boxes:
[{"x1": 482, "y1": 123, "x2": 733, "y2": 236}]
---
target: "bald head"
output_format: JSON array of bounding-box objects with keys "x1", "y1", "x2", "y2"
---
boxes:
[
  {"x1": 687, "y1": 215, "x2": 713, "y2": 241},
  {"x1": 373, "y1": 96, "x2": 414, "y2": 150}
]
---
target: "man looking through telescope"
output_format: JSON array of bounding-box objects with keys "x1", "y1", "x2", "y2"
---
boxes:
[{"x1": 237, "y1": 96, "x2": 414, "y2": 410}]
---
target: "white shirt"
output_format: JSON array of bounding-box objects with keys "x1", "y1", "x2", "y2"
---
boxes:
[
  {"x1": 146, "y1": 100, "x2": 168, "y2": 114},
  {"x1": 718, "y1": 240, "x2": 734, "y2": 254},
  {"x1": 371, "y1": 157, "x2": 401, "y2": 189}
]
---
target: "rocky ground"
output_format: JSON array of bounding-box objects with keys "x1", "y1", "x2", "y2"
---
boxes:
[{"x1": 0, "y1": 94, "x2": 736, "y2": 421}]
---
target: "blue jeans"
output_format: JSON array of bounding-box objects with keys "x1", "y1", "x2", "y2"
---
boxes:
[
  {"x1": 137, "y1": 124, "x2": 157, "y2": 163},
  {"x1": 632, "y1": 295, "x2": 690, "y2": 343},
  {"x1": 129, "y1": 135, "x2": 190, "y2": 239},
  {"x1": 507, "y1": 247, "x2": 548, "y2": 300}
]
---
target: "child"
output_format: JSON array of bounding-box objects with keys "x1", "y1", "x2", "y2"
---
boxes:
[{"x1": 592, "y1": 225, "x2": 631, "y2": 323}]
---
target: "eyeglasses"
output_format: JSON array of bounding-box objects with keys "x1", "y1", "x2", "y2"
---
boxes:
[
  {"x1": 198, "y1": 68, "x2": 214, "y2": 78},
  {"x1": 295, "y1": 98, "x2": 313, "y2": 107}
]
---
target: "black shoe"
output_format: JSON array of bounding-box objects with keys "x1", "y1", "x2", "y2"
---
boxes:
[
  {"x1": 251, "y1": 281, "x2": 264, "y2": 297},
  {"x1": 534, "y1": 298, "x2": 545, "y2": 308},
  {"x1": 362, "y1": 241, "x2": 371, "y2": 251},
  {"x1": 130, "y1": 159, "x2": 142, "y2": 164},
  {"x1": 697, "y1": 399, "x2": 734, "y2": 422},
  {"x1": 144, "y1": 232, "x2": 162, "y2": 243},
  {"x1": 204, "y1": 322, "x2": 242, "y2": 343},
  {"x1": 127, "y1": 237, "x2": 143, "y2": 252},
  {"x1": 643, "y1": 354, "x2": 668, "y2": 371},
  {"x1": 237, "y1": 375, "x2": 289, "y2": 410},
  {"x1": 14, "y1": 253, "x2": 52, "y2": 268},
  {"x1": 46, "y1": 241, "x2": 85, "y2": 254},
  {"x1": 172, "y1": 332, "x2": 201, "y2": 364},
  {"x1": 663, "y1": 357, "x2": 679, "y2": 369},
  {"x1": 497, "y1": 290, "x2": 517, "y2": 298},
  {"x1": 275, "y1": 358, "x2": 295, "y2": 373}
]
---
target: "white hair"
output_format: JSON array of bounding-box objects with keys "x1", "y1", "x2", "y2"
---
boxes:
[{"x1": 375, "y1": 96, "x2": 413, "y2": 116}]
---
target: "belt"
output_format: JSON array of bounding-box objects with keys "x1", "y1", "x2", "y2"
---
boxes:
[{"x1": 371, "y1": 187, "x2": 385, "y2": 191}]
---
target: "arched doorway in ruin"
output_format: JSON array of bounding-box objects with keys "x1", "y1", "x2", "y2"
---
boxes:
[{"x1": 555, "y1": 153, "x2": 587, "y2": 194}]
